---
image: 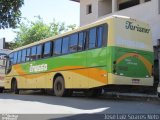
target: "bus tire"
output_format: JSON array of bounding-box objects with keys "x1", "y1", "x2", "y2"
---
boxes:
[
  {"x1": 54, "y1": 76, "x2": 66, "y2": 97},
  {"x1": 0, "y1": 88, "x2": 4, "y2": 93},
  {"x1": 11, "y1": 80, "x2": 19, "y2": 94}
]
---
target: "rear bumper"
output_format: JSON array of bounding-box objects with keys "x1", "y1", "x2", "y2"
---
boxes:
[{"x1": 108, "y1": 73, "x2": 153, "y2": 86}]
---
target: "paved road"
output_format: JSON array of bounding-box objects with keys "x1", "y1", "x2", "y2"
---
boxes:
[{"x1": 0, "y1": 91, "x2": 160, "y2": 120}]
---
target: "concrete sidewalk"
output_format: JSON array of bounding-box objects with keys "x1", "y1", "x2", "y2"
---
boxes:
[{"x1": 103, "y1": 92, "x2": 159, "y2": 101}]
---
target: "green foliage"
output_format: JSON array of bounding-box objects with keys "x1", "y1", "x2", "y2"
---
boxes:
[
  {"x1": 11, "y1": 16, "x2": 77, "y2": 49},
  {"x1": 0, "y1": 0, "x2": 24, "y2": 29}
]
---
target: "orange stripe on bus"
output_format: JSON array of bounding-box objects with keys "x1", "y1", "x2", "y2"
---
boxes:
[{"x1": 13, "y1": 65, "x2": 107, "y2": 84}]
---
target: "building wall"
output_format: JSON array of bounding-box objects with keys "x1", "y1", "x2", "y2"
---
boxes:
[
  {"x1": 80, "y1": 0, "x2": 160, "y2": 46},
  {"x1": 80, "y1": 0, "x2": 98, "y2": 26},
  {"x1": 98, "y1": 0, "x2": 112, "y2": 17}
]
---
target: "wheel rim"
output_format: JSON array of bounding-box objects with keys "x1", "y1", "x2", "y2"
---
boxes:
[{"x1": 57, "y1": 82, "x2": 62, "y2": 92}]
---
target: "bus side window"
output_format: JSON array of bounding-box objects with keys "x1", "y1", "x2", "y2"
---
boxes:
[
  {"x1": 21, "y1": 49, "x2": 27, "y2": 62},
  {"x1": 78, "y1": 31, "x2": 86, "y2": 51},
  {"x1": 31, "y1": 46, "x2": 37, "y2": 61},
  {"x1": 88, "y1": 27, "x2": 97, "y2": 49},
  {"x1": 26, "y1": 48, "x2": 31, "y2": 62},
  {"x1": 62, "y1": 36, "x2": 69, "y2": 54},
  {"x1": 97, "y1": 26, "x2": 103, "y2": 48},
  {"x1": 9, "y1": 53, "x2": 13, "y2": 65},
  {"x1": 37, "y1": 44, "x2": 42, "y2": 59},
  {"x1": 17, "y1": 50, "x2": 22, "y2": 63},
  {"x1": 53, "y1": 38, "x2": 62, "y2": 56},
  {"x1": 13, "y1": 52, "x2": 18, "y2": 64},
  {"x1": 69, "y1": 33, "x2": 78, "y2": 53},
  {"x1": 43, "y1": 42, "x2": 51, "y2": 58}
]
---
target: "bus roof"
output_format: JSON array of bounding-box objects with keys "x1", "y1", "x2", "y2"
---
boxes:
[{"x1": 11, "y1": 15, "x2": 149, "y2": 52}]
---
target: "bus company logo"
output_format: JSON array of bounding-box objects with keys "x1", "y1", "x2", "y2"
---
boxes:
[
  {"x1": 125, "y1": 21, "x2": 150, "y2": 34},
  {"x1": 29, "y1": 64, "x2": 48, "y2": 73}
]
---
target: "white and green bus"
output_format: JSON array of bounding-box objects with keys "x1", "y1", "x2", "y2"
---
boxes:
[{"x1": 5, "y1": 16, "x2": 154, "y2": 97}]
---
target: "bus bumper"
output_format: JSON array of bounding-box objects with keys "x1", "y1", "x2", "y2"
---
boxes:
[{"x1": 108, "y1": 73, "x2": 153, "y2": 86}]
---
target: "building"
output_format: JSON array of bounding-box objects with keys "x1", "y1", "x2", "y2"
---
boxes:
[
  {"x1": 72, "y1": 0, "x2": 160, "y2": 46},
  {"x1": 0, "y1": 38, "x2": 12, "y2": 50},
  {"x1": 72, "y1": 0, "x2": 160, "y2": 87}
]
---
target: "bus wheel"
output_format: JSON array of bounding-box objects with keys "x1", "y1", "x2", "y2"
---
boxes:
[
  {"x1": 85, "y1": 88, "x2": 102, "y2": 97},
  {"x1": 0, "y1": 88, "x2": 4, "y2": 93},
  {"x1": 54, "y1": 76, "x2": 66, "y2": 97},
  {"x1": 11, "y1": 80, "x2": 19, "y2": 94}
]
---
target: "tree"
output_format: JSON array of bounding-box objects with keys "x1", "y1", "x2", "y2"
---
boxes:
[
  {"x1": 0, "y1": 0, "x2": 24, "y2": 29},
  {"x1": 11, "y1": 17, "x2": 77, "y2": 49}
]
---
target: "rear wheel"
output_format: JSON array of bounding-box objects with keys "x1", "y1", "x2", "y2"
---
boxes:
[
  {"x1": 54, "y1": 76, "x2": 66, "y2": 97},
  {"x1": 0, "y1": 88, "x2": 4, "y2": 93},
  {"x1": 11, "y1": 80, "x2": 19, "y2": 94}
]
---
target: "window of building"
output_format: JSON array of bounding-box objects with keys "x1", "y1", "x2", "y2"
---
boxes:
[
  {"x1": 26, "y1": 48, "x2": 31, "y2": 62},
  {"x1": 97, "y1": 26, "x2": 103, "y2": 48},
  {"x1": 78, "y1": 32, "x2": 86, "y2": 51},
  {"x1": 89, "y1": 28, "x2": 97, "y2": 49},
  {"x1": 44, "y1": 42, "x2": 51, "y2": 58},
  {"x1": 13, "y1": 52, "x2": 18, "y2": 64},
  {"x1": 119, "y1": 0, "x2": 140, "y2": 10},
  {"x1": 69, "y1": 33, "x2": 78, "y2": 53},
  {"x1": 62, "y1": 37, "x2": 69, "y2": 54},
  {"x1": 37, "y1": 45, "x2": 42, "y2": 59},
  {"x1": 21, "y1": 49, "x2": 26, "y2": 62},
  {"x1": 54, "y1": 38, "x2": 62, "y2": 56},
  {"x1": 86, "y1": 4, "x2": 92, "y2": 14}
]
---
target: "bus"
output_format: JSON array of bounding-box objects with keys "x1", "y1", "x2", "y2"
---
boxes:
[
  {"x1": 0, "y1": 49, "x2": 10, "y2": 93},
  {"x1": 5, "y1": 16, "x2": 154, "y2": 97}
]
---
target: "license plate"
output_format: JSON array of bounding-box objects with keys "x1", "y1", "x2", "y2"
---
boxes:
[{"x1": 132, "y1": 79, "x2": 140, "y2": 84}]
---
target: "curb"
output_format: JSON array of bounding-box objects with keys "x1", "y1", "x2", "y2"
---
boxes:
[{"x1": 103, "y1": 92, "x2": 159, "y2": 101}]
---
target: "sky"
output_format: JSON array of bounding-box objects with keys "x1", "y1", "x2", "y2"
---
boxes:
[{"x1": 0, "y1": 0, "x2": 80, "y2": 42}]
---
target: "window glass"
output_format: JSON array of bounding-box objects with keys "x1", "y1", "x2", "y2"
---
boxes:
[
  {"x1": 97, "y1": 26, "x2": 103, "y2": 48},
  {"x1": 70, "y1": 33, "x2": 78, "y2": 53},
  {"x1": 26, "y1": 48, "x2": 31, "y2": 61},
  {"x1": 62, "y1": 37, "x2": 69, "y2": 54},
  {"x1": 37, "y1": 45, "x2": 42, "y2": 59},
  {"x1": 9, "y1": 53, "x2": 13, "y2": 65},
  {"x1": 17, "y1": 51, "x2": 22, "y2": 63},
  {"x1": 78, "y1": 32, "x2": 86, "y2": 51},
  {"x1": 31, "y1": 46, "x2": 37, "y2": 61},
  {"x1": 13, "y1": 52, "x2": 18, "y2": 64},
  {"x1": 21, "y1": 49, "x2": 26, "y2": 62},
  {"x1": 89, "y1": 28, "x2": 96, "y2": 49},
  {"x1": 54, "y1": 38, "x2": 62, "y2": 55},
  {"x1": 44, "y1": 42, "x2": 51, "y2": 58}
]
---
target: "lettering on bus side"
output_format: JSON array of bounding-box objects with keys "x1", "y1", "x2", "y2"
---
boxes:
[
  {"x1": 125, "y1": 21, "x2": 150, "y2": 34},
  {"x1": 29, "y1": 64, "x2": 48, "y2": 73}
]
